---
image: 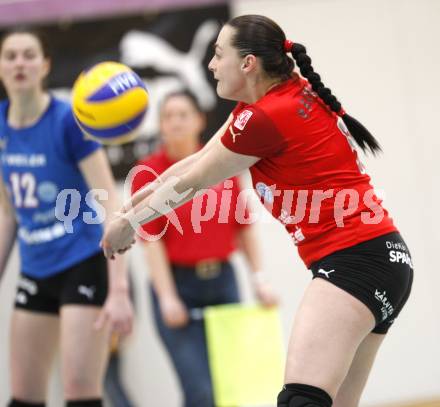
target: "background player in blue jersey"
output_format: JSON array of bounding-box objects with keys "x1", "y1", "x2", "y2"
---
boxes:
[{"x1": 0, "y1": 28, "x2": 133, "y2": 407}]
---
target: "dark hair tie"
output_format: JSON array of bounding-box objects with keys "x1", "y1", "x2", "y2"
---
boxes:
[{"x1": 284, "y1": 39, "x2": 294, "y2": 53}]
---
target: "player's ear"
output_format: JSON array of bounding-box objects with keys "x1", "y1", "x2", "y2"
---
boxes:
[{"x1": 241, "y1": 55, "x2": 257, "y2": 72}]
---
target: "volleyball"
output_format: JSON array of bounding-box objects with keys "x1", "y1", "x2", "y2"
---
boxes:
[{"x1": 72, "y1": 61, "x2": 149, "y2": 145}]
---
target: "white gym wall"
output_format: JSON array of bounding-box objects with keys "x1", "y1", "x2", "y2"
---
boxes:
[{"x1": 0, "y1": 0, "x2": 439, "y2": 405}]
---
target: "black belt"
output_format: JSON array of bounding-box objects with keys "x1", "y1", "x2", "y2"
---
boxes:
[{"x1": 171, "y1": 259, "x2": 229, "y2": 280}]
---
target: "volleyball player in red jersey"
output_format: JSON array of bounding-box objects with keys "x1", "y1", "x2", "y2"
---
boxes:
[{"x1": 102, "y1": 15, "x2": 413, "y2": 407}]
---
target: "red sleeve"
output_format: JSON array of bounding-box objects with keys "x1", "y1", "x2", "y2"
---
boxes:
[
  {"x1": 221, "y1": 105, "x2": 286, "y2": 158},
  {"x1": 130, "y1": 160, "x2": 167, "y2": 239}
]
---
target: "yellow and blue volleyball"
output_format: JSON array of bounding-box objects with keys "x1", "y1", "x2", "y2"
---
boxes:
[{"x1": 72, "y1": 61, "x2": 149, "y2": 145}]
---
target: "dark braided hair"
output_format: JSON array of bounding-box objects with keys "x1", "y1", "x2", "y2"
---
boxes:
[
  {"x1": 227, "y1": 15, "x2": 381, "y2": 155},
  {"x1": 290, "y1": 43, "x2": 381, "y2": 154}
]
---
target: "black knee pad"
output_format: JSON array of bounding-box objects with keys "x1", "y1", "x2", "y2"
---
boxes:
[
  {"x1": 277, "y1": 383, "x2": 332, "y2": 407},
  {"x1": 8, "y1": 400, "x2": 45, "y2": 407},
  {"x1": 66, "y1": 399, "x2": 102, "y2": 407}
]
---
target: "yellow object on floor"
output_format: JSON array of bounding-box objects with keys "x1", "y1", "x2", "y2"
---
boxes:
[{"x1": 204, "y1": 304, "x2": 285, "y2": 407}]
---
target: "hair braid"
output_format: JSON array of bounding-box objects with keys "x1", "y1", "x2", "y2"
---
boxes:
[{"x1": 290, "y1": 43, "x2": 381, "y2": 155}]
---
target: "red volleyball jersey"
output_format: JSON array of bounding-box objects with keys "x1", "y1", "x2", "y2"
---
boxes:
[
  {"x1": 221, "y1": 76, "x2": 397, "y2": 267},
  {"x1": 131, "y1": 148, "x2": 249, "y2": 265}
]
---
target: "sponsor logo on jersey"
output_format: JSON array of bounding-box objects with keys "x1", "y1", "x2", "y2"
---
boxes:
[
  {"x1": 18, "y1": 223, "x2": 66, "y2": 245},
  {"x1": 389, "y1": 250, "x2": 413, "y2": 269},
  {"x1": 33, "y1": 209, "x2": 57, "y2": 224},
  {"x1": 255, "y1": 182, "x2": 274, "y2": 204},
  {"x1": 1, "y1": 153, "x2": 46, "y2": 167},
  {"x1": 374, "y1": 289, "x2": 394, "y2": 321},
  {"x1": 289, "y1": 226, "x2": 305, "y2": 245},
  {"x1": 386, "y1": 240, "x2": 413, "y2": 269},
  {"x1": 228, "y1": 125, "x2": 242, "y2": 143},
  {"x1": 278, "y1": 209, "x2": 295, "y2": 225},
  {"x1": 38, "y1": 182, "x2": 59, "y2": 203},
  {"x1": 234, "y1": 109, "x2": 253, "y2": 130}
]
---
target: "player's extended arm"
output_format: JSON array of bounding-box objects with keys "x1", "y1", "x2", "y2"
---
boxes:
[
  {"x1": 126, "y1": 136, "x2": 258, "y2": 228},
  {"x1": 123, "y1": 114, "x2": 233, "y2": 212},
  {"x1": 101, "y1": 118, "x2": 259, "y2": 259}
]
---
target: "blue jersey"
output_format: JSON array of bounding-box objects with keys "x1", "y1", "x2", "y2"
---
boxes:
[{"x1": 0, "y1": 96, "x2": 103, "y2": 278}]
